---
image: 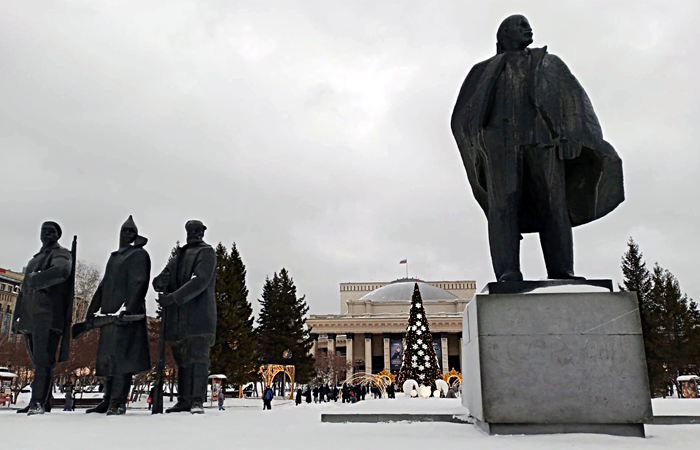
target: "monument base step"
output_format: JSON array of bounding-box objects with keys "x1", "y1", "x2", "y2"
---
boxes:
[{"x1": 475, "y1": 419, "x2": 646, "y2": 437}]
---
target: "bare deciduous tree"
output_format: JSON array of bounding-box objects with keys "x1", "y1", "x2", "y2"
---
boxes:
[{"x1": 73, "y1": 260, "x2": 101, "y2": 322}]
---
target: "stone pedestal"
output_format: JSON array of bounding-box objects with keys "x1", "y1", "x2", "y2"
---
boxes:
[{"x1": 462, "y1": 290, "x2": 652, "y2": 437}]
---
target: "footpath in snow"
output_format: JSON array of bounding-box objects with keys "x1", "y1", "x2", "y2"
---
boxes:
[{"x1": 1, "y1": 396, "x2": 699, "y2": 450}]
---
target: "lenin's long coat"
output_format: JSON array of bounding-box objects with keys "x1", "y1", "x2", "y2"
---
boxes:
[
  {"x1": 87, "y1": 246, "x2": 151, "y2": 376},
  {"x1": 451, "y1": 46, "x2": 624, "y2": 233}
]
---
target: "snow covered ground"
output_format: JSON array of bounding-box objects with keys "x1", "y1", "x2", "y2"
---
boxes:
[{"x1": 1, "y1": 395, "x2": 699, "y2": 450}]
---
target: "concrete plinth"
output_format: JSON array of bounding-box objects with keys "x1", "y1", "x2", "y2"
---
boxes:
[{"x1": 462, "y1": 291, "x2": 653, "y2": 437}]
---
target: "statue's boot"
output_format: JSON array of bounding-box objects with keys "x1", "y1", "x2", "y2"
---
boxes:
[
  {"x1": 106, "y1": 401, "x2": 126, "y2": 416},
  {"x1": 87, "y1": 378, "x2": 112, "y2": 413},
  {"x1": 165, "y1": 401, "x2": 191, "y2": 413},
  {"x1": 498, "y1": 271, "x2": 523, "y2": 282},
  {"x1": 16, "y1": 404, "x2": 30, "y2": 414},
  {"x1": 166, "y1": 367, "x2": 191, "y2": 413},
  {"x1": 552, "y1": 271, "x2": 585, "y2": 281},
  {"x1": 27, "y1": 368, "x2": 51, "y2": 415},
  {"x1": 26, "y1": 401, "x2": 45, "y2": 416},
  {"x1": 190, "y1": 363, "x2": 208, "y2": 415},
  {"x1": 86, "y1": 401, "x2": 110, "y2": 414}
]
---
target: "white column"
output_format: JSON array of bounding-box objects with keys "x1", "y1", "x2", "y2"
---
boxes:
[
  {"x1": 310, "y1": 333, "x2": 318, "y2": 357},
  {"x1": 441, "y1": 333, "x2": 449, "y2": 373},
  {"x1": 345, "y1": 333, "x2": 354, "y2": 379},
  {"x1": 364, "y1": 333, "x2": 372, "y2": 375},
  {"x1": 458, "y1": 332, "x2": 463, "y2": 372},
  {"x1": 383, "y1": 334, "x2": 390, "y2": 372},
  {"x1": 327, "y1": 333, "x2": 336, "y2": 357}
]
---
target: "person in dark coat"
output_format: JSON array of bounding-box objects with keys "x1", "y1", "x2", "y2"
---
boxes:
[
  {"x1": 217, "y1": 385, "x2": 225, "y2": 410},
  {"x1": 84, "y1": 216, "x2": 151, "y2": 416},
  {"x1": 153, "y1": 220, "x2": 217, "y2": 415},
  {"x1": 451, "y1": 15, "x2": 624, "y2": 281},
  {"x1": 11, "y1": 221, "x2": 73, "y2": 415},
  {"x1": 295, "y1": 388, "x2": 302, "y2": 406},
  {"x1": 262, "y1": 386, "x2": 273, "y2": 410},
  {"x1": 63, "y1": 380, "x2": 74, "y2": 411},
  {"x1": 387, "y1": 382, "x2": 395, "y2": 399},
  {"x1": 304, "y1": 386, "x2": 312, "y2": 403}
]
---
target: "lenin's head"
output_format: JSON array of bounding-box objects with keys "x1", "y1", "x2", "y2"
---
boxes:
[{"x1": 497, "y1": 15, "x2": 533, "y2": 53}]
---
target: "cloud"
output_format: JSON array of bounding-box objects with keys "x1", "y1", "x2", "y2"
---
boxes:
[{"x1": 1, "y1": 0, "x2": 698, "y2": 318}]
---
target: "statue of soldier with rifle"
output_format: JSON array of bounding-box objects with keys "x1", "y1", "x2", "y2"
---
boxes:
[
  {"x1": 73, "y1": 216, "x2": 151, "y2": 415},
  {"x1": 11, "y1": 221, "x2": 76, "y2": 415},
  {"x1": 152, "y1": 220, "x2": 217, "y2": 414}
]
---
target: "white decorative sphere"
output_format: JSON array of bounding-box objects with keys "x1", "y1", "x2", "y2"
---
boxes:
[
  {"x1": 433, "y1": 390, "x2": 441, "y2": 398},
  {"x1": 419, "y1": 386, "x2": 431, "y2": 398},
  {"x1": 411, "y1": 390, "x2": 418, "y2": 397},
  {"x1": 403, "y1": 379, "x2": 418, "y2": 397},
  {"x1": 435, "y1": 379, "x2": 450, "y2": 396}
]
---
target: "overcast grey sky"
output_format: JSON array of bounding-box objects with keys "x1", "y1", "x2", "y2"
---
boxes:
[{"x1": 2, "y1": 0, "x2": 698, "y2": 316}]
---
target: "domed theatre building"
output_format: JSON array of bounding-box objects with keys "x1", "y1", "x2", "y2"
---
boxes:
[{"x1": 307, "y1": 278, "x2": 476, "y2": 379}]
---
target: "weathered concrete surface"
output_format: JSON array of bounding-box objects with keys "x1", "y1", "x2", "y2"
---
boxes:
[{"x1": 462, "y1": 291, "x2": 653, "y2": 436}]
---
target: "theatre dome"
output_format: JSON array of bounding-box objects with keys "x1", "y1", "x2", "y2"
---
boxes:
[{"x1": 359, "y1": 279, "x2": 458, "y2": 302}]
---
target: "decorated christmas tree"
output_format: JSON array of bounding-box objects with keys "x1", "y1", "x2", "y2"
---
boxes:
[{"x1": 396, "y1": 283, "x2": 443, "y2": 390}]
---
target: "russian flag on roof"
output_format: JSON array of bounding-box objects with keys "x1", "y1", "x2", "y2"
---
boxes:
[{"x1": 399, "y1": 259, "x2": 407, "y2": 264}]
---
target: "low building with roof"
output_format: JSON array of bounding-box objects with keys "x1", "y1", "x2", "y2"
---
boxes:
[
  {"x1": 0, "y1": 268, "x2": 24, "y2": 341},
  {"x1": 307, "y1": 278, "x2": 475, "y2": 379}
]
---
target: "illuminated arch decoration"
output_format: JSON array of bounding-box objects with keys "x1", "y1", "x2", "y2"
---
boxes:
[
  {"x1": 441, "y1": 368, "x2": 461, "y2": 387},
  {"x1": 341, "y1": 371, "x2": 392, "y2": 396},
  {"x1": 375, "y1": 368, "x2": 396, "y2": 384},
  {"x1": 258, "y1": 364, "x2": 296, "y2": 400}
]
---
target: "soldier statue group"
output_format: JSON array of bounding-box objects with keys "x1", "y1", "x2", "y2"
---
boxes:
[{"x1": 11, "y1": 218, "x2": 217, "y2": 416}]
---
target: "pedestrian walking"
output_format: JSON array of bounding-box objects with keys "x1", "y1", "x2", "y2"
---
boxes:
[
  {"x1": 295, "y1": 388, "x2": 302, "y2": 406},
  {"x1": 217, "y1": 386, "x2": 225, "y2": 411},
  {"x1": 63, "y1": 381, "x2": 74, "y2": 412},
  {"x1": 262, "y1": 386, "x2": 273, "y2": 410}
]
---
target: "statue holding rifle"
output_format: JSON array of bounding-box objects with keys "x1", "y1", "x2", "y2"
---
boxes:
[{"x1": 12, "y1": 221, "x2": 76, "y2": 415}]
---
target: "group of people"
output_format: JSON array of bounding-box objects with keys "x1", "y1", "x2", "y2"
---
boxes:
[
  {"x1": 11, "y1": 218, "x2": 218, "y2": 416},
  {"x1": 292, "y1": 381, "x2": 400, "y2": 406}
]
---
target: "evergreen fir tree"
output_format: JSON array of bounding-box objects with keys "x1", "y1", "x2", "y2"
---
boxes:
[
  {"x1": 155, "y1": 241, "x2": 180, "y2": 319},
  {"x1": 651, "y1": 264, "x2": 700, "y2": 391},
  {"x1": 209, "y1": 243, "x2": 258, "y2": 386},
  {"x1": 619, "y1": 237, "x2": 664, "y2": 395},
  {"x1": 396, "y1": 283, "x2": 442, "y2": 391},
  {"x1": 256, "y1": 268, "x2": 315, "y2": 383}
]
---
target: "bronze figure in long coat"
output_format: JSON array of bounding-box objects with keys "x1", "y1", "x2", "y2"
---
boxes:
[
  {"x1": 153, "y1": 219, "x2": 216, "y2": 414},
  {"x1": 12, "y1": 221, "x2": 73, "y2": 415},
  {"x1": 451, "y1": 15, "x2": 624, "y2": 281},
  {"x1": 84, "y1": 216, "x2": 151, "y2": 415}
]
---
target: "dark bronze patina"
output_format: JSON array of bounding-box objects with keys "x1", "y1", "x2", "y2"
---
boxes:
[{"x1": 451, "y1": 15, "x2": 624, "y2": 282}]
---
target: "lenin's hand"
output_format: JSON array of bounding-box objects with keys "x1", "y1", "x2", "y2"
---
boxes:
[
  {"x1": 10, "y1": 317, "x2": 18, "y2": 334},
  {"x1": 157, "y1": 293, "x2": 177, "y2": 308},
  {"x1": 557, "y1": 138, "x2": 582, "y2": 160}
]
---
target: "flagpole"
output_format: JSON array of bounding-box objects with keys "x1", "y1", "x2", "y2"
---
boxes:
[{"x1": 406, "y1": 261, "x2": 409, "y2": 279}]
